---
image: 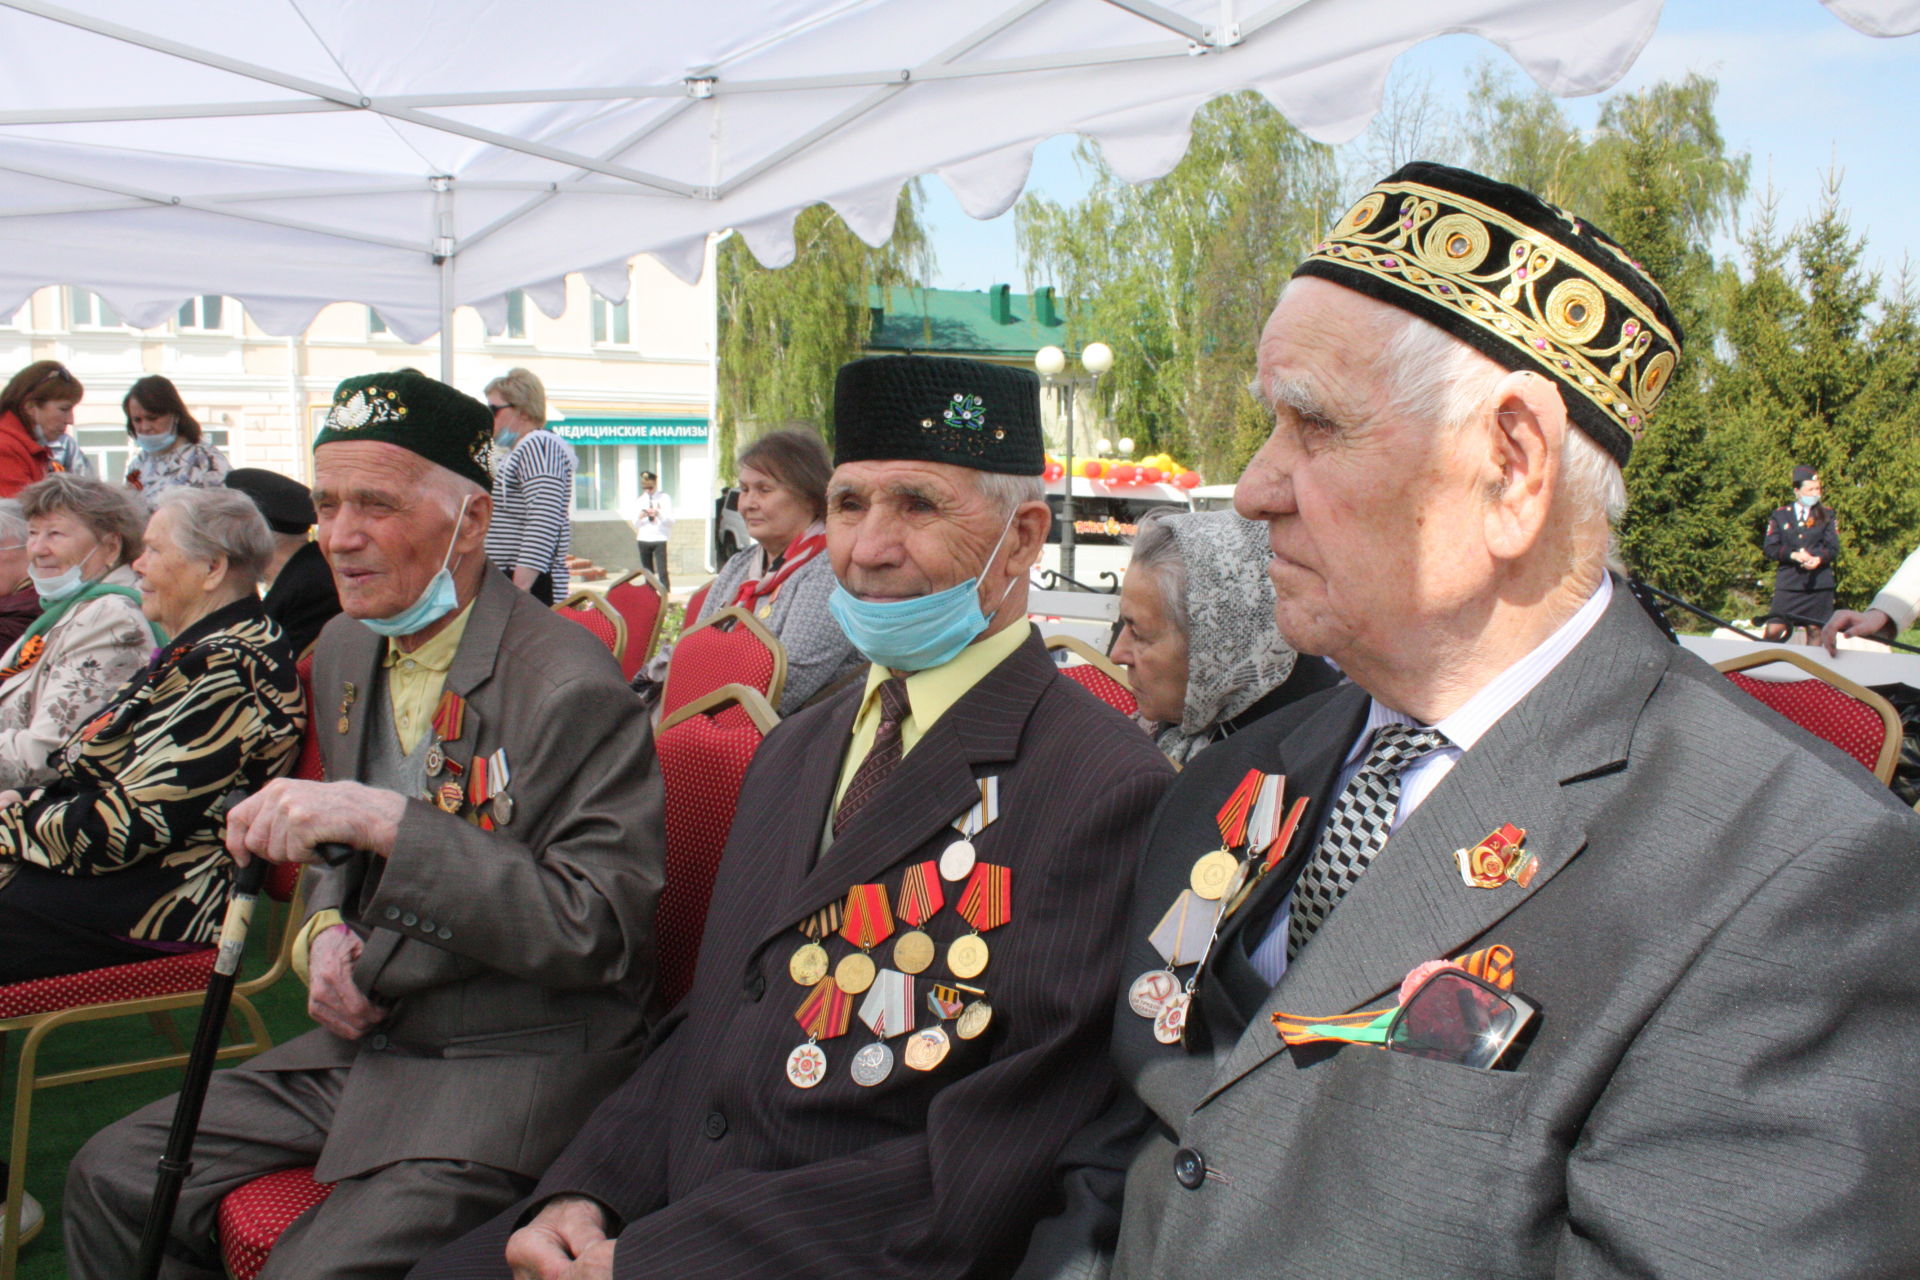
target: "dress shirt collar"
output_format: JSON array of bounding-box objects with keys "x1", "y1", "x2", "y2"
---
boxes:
[{"x1": 380, "y1": 600, "x2": 474, "y2": 673}]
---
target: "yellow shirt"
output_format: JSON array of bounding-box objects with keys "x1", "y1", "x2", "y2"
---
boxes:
[
  {"x1": 831, "y1": 620, "x2": 1033, "y2": 812},
  {"x1": 383, "y1": 602, "x2": 474, "y2": 754},
  {"x1": 296, "y1": 602, "x2": 475, "y2": 981}
]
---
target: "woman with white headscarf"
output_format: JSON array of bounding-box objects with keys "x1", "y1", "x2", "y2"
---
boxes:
[{"x1": 1111, "y1": 510, "x2": 1340, "y2": 765}]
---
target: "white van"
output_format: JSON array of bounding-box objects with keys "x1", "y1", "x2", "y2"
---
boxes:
[
  {"x1": 1035, "y1": 477, "x2": 1190, "y2": 593},
  {"x1": 1188, "y1": 483, "x2": 1238, "y2": 513}
]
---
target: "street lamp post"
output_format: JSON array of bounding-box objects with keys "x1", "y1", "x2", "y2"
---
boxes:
[{"x1": 1035, "y1": 341, "x2": 1111, "y2": 585}]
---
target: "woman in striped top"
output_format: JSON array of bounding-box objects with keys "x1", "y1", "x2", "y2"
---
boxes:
[{"x1": 482, "y1": 367, "x2": 575, "y2": 605}]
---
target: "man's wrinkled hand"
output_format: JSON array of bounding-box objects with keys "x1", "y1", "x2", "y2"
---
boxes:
[
  {"x1": 308, "y1": 923, "x2": 385, "y2": 1040},
  {"x1": 224, "y1": 778, "x2": 405, "y2": 866},
  {"x1": 507, "y1": 1196, "x2": 612, "y2": 1280}
]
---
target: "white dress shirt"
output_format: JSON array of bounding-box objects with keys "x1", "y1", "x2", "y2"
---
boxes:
[{"x1": 1247, "y1": 575, "x2": 1613, "y2": 984}]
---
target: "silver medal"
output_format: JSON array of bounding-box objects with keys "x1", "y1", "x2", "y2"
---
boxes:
[
  {"x1": 851, "y1": 1040, "x2": 894, "y2": 1087},
  {"x1": 939, "y1": 838, "x2": 976, "y2": 882},
  {"x1": 1128, "y1": 970, "x2": 1180, "y2": 1020}
]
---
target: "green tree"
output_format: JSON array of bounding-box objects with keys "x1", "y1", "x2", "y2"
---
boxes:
[{"x1": 715, "y1": 188, "x2": 930, "y2": 478}]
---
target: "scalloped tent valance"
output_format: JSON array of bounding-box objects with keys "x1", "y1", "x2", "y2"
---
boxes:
[{"x1": 0, "y1": 0, "x2": 1909, "y2": 364}]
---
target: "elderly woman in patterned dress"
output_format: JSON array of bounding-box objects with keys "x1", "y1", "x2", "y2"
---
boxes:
[
  {"x1": 0, "y1": 475, "x2": 155, "y2": 790},
  {"x1": 1111, "y1": 510, "x2": 1340, "y2": 765},
  {"x1": 0, "y1": 486, "x2": 304, "y2": 981}
]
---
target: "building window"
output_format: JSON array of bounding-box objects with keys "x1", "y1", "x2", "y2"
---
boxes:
[
  {"x1": 368, "y1": 306, "x2": 389, "y2": 336},
  {"x1": 505, "y1": 289, "x2": 527, "y2": 340},
  {"x1": 591, "y1": 292, "x2": 631, "y2": 346},
  {"x1": 177, "y1": 295, "x2": 227, "y2": 331},
  {"x1": 67, "y1": 287, "x2": 123, "y2": 328}
]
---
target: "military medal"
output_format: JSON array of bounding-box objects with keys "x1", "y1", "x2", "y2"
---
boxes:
[
  {"x1": 1452, "y1": 823, "x2": 1535, "y2": 889},
  {"x1": 903, "y1": 1026, "x2": 950, "y2": 1071},
  {"x1": 949, "y1": 862, "x2": 1009, "y2": 980},
  {"x1": 850, "y1": 1041, "x2": 893, "y2": 1086},
  {"x1": 424, "y1": 691, "x2": 465, "y2": 777},
  {"x1": 1129, "y1": 891, "x2": 1223, "y2": 1021},
  {"x1": 892, "y1": 861, "x2": 944, "y2": 975},
  {"x1": 1128, "y1": 970, "x2": 1181, "y2": 1020},
  {"x1": 955, "y1": 999, "x2": 993, "y2": 1040},
  {"x1": 1188, "y1": 849, "x2": 1239, "y2": 901},
  {"x1": 789, "y1": 900, "x2": 843, "y2": 987},
  {"x1": 940, "y1": 776, "x2": 999, "y2": 881},
  {"x1": 788, "y1": 977, "x2": 853, "y2": 1089},
  {"x1": 487, "y1": 749, "x2": 514, "y2": 826},
  {"x1": 853, "y1": 968, "x2": 913, "y2": 1085},
  {"x1": 466, "y1": 756, "x2": 494, "y2": 831},
  {"x1": 337, "y1": 682, "x2": 356, "y2": 735},
  {"x1": 925, "y1": 981, "x2": 985, "y2": 1052},
  {"x1": 836, "y1": 884, "x2": 894, "y2": 995},
  {"x1": 1152, "y1": 992, "x2": 1190, "y2": 1044},
  {"x1": 436, "y1": 779, "x2": 464, "y2": 814}
]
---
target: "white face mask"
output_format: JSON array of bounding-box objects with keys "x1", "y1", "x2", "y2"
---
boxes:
[{"x1": 30, "y1": 544, "x2": 99, "y2": 605}]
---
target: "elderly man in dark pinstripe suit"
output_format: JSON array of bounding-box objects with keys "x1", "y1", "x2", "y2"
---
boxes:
[{"x1": 415, "y1": 355, "x2": 1173, "y2": 1280}]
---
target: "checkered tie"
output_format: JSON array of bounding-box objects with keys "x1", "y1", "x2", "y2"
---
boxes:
[
  {"x1": 833, "y1": 677, "x2": 912, "y2": 836},
  {"x1": 1288, "y1": 722, "x2": 1449, "y2": 959}
]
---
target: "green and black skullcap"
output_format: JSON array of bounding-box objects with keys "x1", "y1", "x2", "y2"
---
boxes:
[
  {"x1": 312, "y1": 368, "x2": 494, "y2": 489},
  {"x1": 833, "y1": 355, "x2": 1043, "y2": 476},
  {"x1": 1294, "y1": 161, "x2": 1683, "y2": 467}
]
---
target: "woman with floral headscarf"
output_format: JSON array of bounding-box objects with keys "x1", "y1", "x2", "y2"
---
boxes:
[{"x1": 1111, "y1": 510, "x2": 1340, "y2": 765}]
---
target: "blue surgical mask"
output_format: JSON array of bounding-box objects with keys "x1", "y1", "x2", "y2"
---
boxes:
[
  {"x1": 362, "y1": 496, "x2": 469, "y2": 639},
  {"x1": 136, "y1": 430, "x2": 176, "y2": 454},
  {"x1": 827, "y1": 510, "x2": 1019, "y2": 672},
  {"x1": 495, "y1": 429, "x2": 519, "y2": 450},
  {"x1": 30, "y1": 545, "x2": 99, "y2": 606},
  {"x1": 1795, "y1": 492, "x2": 1817, "y2": 510}
]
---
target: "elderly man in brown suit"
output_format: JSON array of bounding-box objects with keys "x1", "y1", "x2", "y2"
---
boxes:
[
  {"x1": 66, "y1": 370, "x2": 664, "y2": 1279},
  {"x1": 414, "y1": 355, "x2": 1174, "y2": 1280}
]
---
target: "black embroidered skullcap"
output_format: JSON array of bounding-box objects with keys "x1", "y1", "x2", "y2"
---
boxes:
[
  {"x1": 1294, "y1": 162, "x2": 1683, "y2": 466},
  {"x1": 224, "y1": 467, "x2": 315, "y2": 535},
  {"x1": 833, "y1": 356, "x2": 1043, "y2": 476},
  {"x1": 312, "y1": 369, "x2": 493, "y2": 489}
]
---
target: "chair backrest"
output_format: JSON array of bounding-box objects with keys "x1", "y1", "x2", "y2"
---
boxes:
[
  {"x1": 660, "y1": 605, "x2": 787, "y2": 722},
  {"x1": 1715, "y1": 648, "x2": 1903, "y2": 782},
  {"x1": 653, "y1": 683, "x2": 779, "y2": 1008},
  {"x1": 685, "y1": 580, "x2": 712, "y2": 625},
  {"x1": 603, "y1": 568, "x2": 666, "y2": 678},
  {"x1": 553, "y1": 591, "x2": 628, "y2": 661},
  {"x1": 1045, "y1": 634, "x2": 1138, "y2": 718}
]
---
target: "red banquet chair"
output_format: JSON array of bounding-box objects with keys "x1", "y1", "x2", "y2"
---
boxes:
[
  {"x1": 684, "y1": 580, "x2": 712, "y2": 626},
  {"x1": 655, "y1": 683, "x2": 780, "y2": 1009},
  {"x1": 603, "y1": 568, "x2": 667, "y2": 678},
  {"x1": 1044, "y1": 634, "x2": 1138, "y2": 719},
  {"x1": 1715, "y1": 648, "x2": 1903, "y2": 783},
  {"x1": 659, "y1": 605, "x2": 787, "y2": 723},
  {"x1": 554, "y1": 590, "x2": 628, "y2": 663}
]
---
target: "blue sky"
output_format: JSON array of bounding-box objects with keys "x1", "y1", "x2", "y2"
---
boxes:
[{"x1": 921, "y1": 0, "x2": 1919, "y2": 292}]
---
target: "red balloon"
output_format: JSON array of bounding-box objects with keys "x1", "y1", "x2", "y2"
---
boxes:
[
  {"x1": 1082, "y1": 460, "x2": 1105, "y2": 479},
  {"x1": 1110, "y1": 464, "x2": 1137, "y2": 484},
  {"x1": 1141, "y1": 466, "x2": 1164, "y2": 485},
  {"x1": 1175, "y1": 471, "x2": 1201, "y2": 490},
  {"x1": 1043, "y1": 462, "x2": 1064, "y2": 482}
]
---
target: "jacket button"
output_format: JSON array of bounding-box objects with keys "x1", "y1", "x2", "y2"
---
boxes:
[
  {"x1": 437, "y1": 927, "x2": 453, "y2": 940},
  {"x1": 402, "y1": 912, "x2": 418, "y2": 926},
  {"x1": 1173, "y1": 1147, "x2": 1206, "y2": 1190},
  {"x1": 746, "y1": 973, "x2": 766, "y2": 1002},
  {"x1": 368, "y1": 1032, "x2": 389, "y2": 1051},
  {"x1": 703, "y1": 1111, "x2": 728, "y2": 1140},
  {"x1": 419, "y1": 919, "x2": 436, "y2": 933},
  {"x1": 383, "y1": 906, "x2": 400, "y2": 920}
]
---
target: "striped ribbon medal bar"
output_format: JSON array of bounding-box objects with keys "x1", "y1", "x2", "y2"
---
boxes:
[
  {"x1": 835, "y1": 884, "x2": 894, "y2": 996},
  {"x1": 424, "y1": 690, "x2": 465, "y2": 777},
  {"x1": 788, "y1": 977, "x2": 853, "y2": 1089},
  {"x1": 940, "y1": 776, "x2": 1000, "y2": 882},
  {"x1": 948, "y1": 863, "x2": 1010, "y2": 980},
  {"x1": 853, "y1": 968, "x2": 915, "y2": 1085},
  {"x1": 789, "y1": 900, "x2": 845, "y2": 987},
  {"x1": 892, "y1": 861, "x2": 944, "y2": 975}
]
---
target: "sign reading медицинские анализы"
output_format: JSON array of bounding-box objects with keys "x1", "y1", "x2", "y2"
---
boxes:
[{"x1": 547, "y1": 414, "x2": 708, "y2": 447}]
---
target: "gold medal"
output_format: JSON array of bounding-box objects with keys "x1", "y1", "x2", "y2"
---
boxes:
[
  {"x1": 893, "y1": 929, "x2": 935, "y2": 975},
  {"x1": 436, "y1": 780, "x2": 464, "y2": 814},
  {"x1": 955, "y1": 999, "x2": 993, "y2": 1040},
  {"x1": 836, "y1": 951, "x2": 877, "y2": 995},
  {"x1": 903, "y1": 1025, "x2": 951, "y2": 1071},
  {"x1": 948, "y1": 933, "x2": 989, "y2": 980},
  {"x1": 1189, "y1": 849, "x2": 1240, "y2": 901},
  {"x1": 337, "y1": 682, "x2": 356, "y2": 735},
  {"x1": 789, "y1": 942, "x2": 829, "y2": 986}
]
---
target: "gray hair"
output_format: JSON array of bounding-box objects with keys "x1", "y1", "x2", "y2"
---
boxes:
[
  {"x1": 1128, "y1": 510, "x2": 1189, "y2": 636},
  {"x1": 970, "y1": 470, "x2": 1046, "y2": 522},
  {"x1": 156, "y1": 487, "x2": 274, "y2": 588},
  {"x1": 0, "y1": 499, "x2": 25, "y2": 549},
  {"x1": 18, "y1": 473, "x2": 145, "y2": 566}
]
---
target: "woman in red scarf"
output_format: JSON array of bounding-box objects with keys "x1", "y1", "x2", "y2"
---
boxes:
[{"x1": 0, "y1": 361, "x2": 84, "y2": 497}]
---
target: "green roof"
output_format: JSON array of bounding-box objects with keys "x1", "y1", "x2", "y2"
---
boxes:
[{"x1": 865, "y1": 284, "x2": 1070, "y2": 358}]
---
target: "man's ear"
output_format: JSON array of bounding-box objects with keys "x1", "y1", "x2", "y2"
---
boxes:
[
  {"x1": 1006, "y1": 499, "x2": 1052, "y2": 573},
  {"x1": 457, "y1": 491, "x2": 493, "y2": 555},
  {"x1": 1482, "y1": 371, "x2": 1565, "y2": 562}
]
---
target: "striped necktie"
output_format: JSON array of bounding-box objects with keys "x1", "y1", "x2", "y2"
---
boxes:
[{"x1": 833, "y1": 677, "x2": 912, "y2": 836}]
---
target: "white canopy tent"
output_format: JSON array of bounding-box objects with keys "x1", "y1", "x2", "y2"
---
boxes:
[{"x1": 0, "y1": 0, "x2": 1911, "y2": 377}]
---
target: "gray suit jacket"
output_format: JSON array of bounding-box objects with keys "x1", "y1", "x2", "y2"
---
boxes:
[
  {"x1": 1027, "y1": 582, "x2": 1920, "y2": 1279},
  {"x1": 248, "y1": 567, "x2": 666, "y2": 1183}
]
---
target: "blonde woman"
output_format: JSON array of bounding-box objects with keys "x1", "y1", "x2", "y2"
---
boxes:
[{"x1": 483, "y1": 367, "x2": 575, "y2": 605}]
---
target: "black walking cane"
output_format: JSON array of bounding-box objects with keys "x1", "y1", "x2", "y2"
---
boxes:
[{"x1": 132, "y1": 832, "x2": 355, "y2": 1279}]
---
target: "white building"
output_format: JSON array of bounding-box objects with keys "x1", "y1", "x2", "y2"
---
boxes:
[{"x1": 0, "y1": 245, "x2": 720, "y2": 579}]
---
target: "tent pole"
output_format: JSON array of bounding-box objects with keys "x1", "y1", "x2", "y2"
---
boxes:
[{"x1": 433, "y1": 175, "x2": 455, "y2": 384}]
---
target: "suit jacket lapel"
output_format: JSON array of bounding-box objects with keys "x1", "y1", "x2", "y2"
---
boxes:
[{"x1": 1202, "y1": 584, "x2": 1666, "y2": 1104}]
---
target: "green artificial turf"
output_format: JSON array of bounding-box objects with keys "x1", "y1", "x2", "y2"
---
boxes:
[{"x1": 6, "y1": 900, "x2": 316, "y2": 1279}]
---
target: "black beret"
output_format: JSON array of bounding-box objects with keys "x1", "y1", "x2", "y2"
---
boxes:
[
  {"x1": 224, "y1": 467, "x2": 315, "y2": 535},
  {"x1": 1294, "y1": 161, "x2": 1683, "y2": 467},
  {"x1": 312, "y1": 369, "x2": 493, "y2": 490},
  {"x1": 833, "y1": 355, "x2": 1043, "y2": 476}
]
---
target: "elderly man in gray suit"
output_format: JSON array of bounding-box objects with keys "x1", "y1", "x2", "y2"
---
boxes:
[
  {"x1": 67, "y1": 370, "x2": 664, "y2": 1279},
  {"x1": 1020, "y1": 163, "x2": 1920, "y2": 1280}
]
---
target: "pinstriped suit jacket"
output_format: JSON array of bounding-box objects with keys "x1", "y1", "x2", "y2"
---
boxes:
[
  {"x1": 504, "y1": 631, "x2": 1173, "y2": 1279},
  {"x1": 1023, "y1": 583, "x2": 1920, "y2": 1280}
]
